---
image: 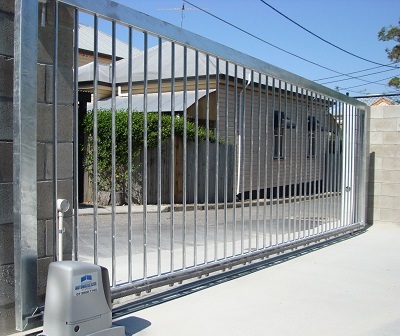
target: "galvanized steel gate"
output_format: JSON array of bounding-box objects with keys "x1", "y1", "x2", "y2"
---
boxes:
[{"x1": 13, "y1": 0, "x2": 368, "y2": 331}]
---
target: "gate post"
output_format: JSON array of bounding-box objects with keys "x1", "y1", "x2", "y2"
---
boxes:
[{"x1": 13, "y1": 0, "x2": 39, "y2": 331}]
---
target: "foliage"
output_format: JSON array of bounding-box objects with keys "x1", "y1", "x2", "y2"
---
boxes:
[
  {"x1": 82, "y1": 109, "x2": 218, "y2": 192},
  {"x1": 378, "y1": 19, "x2": 400, "y2": 90}
]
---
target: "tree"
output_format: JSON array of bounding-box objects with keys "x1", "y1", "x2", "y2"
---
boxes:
[{"x1": 378, "y1": 19, "x2": 400, "y2": 90}]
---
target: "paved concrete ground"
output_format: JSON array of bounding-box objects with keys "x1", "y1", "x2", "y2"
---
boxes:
[{"x1": 112, "y1": 222, "x2": 400, "y2": 336}]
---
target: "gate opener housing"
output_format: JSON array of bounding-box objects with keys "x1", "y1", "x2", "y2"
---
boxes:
[{"x1": 40, "y1": 261, "x2": 125, "y2": 336}]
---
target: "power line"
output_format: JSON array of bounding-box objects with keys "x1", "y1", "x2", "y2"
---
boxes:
[
  {"x1": 314, "y1": 63, "x2": 398, "y2": 82},
  {"x1": 182, "y1": 0, "x2": 378, "y2": 82},
  {"x1": 183, "y1": 0, "x2": 395, "y2": 94},
  {"x1": 320, "y1": 67, "x2": 397, "y2": 85},
  {"x1": 259, "y1": 0, "x2": 397, "y2": 69},
  {"x1": 339, "y1": 74, "x2": 399, "y2": 90},
  {"x1": 182, "y1": 0, "x2": 339, "y2": 74}
]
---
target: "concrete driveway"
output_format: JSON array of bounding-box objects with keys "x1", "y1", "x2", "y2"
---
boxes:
[{"x1": 113, "y1": 222, "x2": 400, "y2": 336}]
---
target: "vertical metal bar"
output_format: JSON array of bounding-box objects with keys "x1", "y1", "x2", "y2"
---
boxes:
[
  {"x1": 270, "y1": 79, "x2": 275, "y2": 245},
  {"x1": 13, "y1": 0, "x2": 39, "y2": 330},
  {"x1": 299, "y1": 88, "x2": 305, "y2": 239},
  {"x1": 294, "y1": 86, "x2": 300, "y2": 239},
  {"x1": 335, "y1": 101, "x2": 341, "y2": 228},
  {"x1": 320, "y1": 95, "x2": 325, "y2": 231},
  {"x1": 321, "y1": 95, "x2": 326, "y2": 232},
  {"x1": 276, "y1": 80, "x2": 282, "y2": 244},
  {"x1": 312, "y1": 93, "x2": 318, "y2": 236},
  {"x1": 92, "y1": 15, "x2": 99, "y2": 265},
  {"x1": 315, "y1": 94, "x2": 321, "y2": 235},
  {"x1": 223, "y1": 61, "x2": 229, "y2": 259},
  {"x1": 360, "y1": 108, "x2": 368, "y2": 225},
  {"x1": 214, "y1": 58, "x2": 220, "y2": 261},
  {"x1": 194, "y1": 50, "x2": 199, "y2": 266},
  {"x1": 331, "y1": 99, "x2": 336, "y2": 229},
  {"x1": 256, "y1": 73, "x2": 262, "y2": 250},
  {"x1": 170, "y1": 41, "x2": 175, "y2": 271},
  {"x1": 111, "y1": 21, "x2": 117, "y2": 286},
  {"x1": 347, "y1": 104, "x2": 352, "y2": 226},
  {"x1": 52, "y1": 0, "x2": 59, "y2": 260},
  {"x1": 157, "y1": 38, "x2": 162, "y2": 275},
  {"x1": 345, "y1": 104, "x2": 351, "y2": 226},
  {"x1": 322, "y1": 95, "x2": 328, "y2": 232},
  {"x1": 327, "y1": 98, "x2": 332, "y2": 231},
  {"x1": 183, "y1": 46, "x2": 188, "y2": 268},
  {"x1": 321, "y1": 95, "x2": 327, "y2": 232},
  {"x1": 340, "y1": 102, "x2": 345, "y2": 228},
  {"x1": 143, "y1": 32, "x2": 149, "y2": 278},
  {"x1": 282, "y1": 82, "x2": 288, "y2": 243},
  {"x1": 288, "y1": 84, "x2": 294, "y2": 241},
  {"x1": 307, "y1": 90, "x2": 312, "y2": 236},
  {"x1": 240, "y1": 68, "x2": 246, "y2": 254},
  {"x1": 359, "y1": 109, "x2": 365, "y2": 224},
  {"x1": 263, "y1": 76, "x2": 269, "y2": 248},
  {"x1": 232, "y1": 65, "x2": 238, "y2": 256},
  {"x1": 354, "y1": 108, "x2": 359, "y2": 223},
  {"x1": 332, "y1": 99, "x2": 337, "y2": 228},
  {"x1": 348, "y1": 105, "x2": 353, "y2": 226},
  {"x1": 349, "y1": 105, "x2": 355, "y2": 225},
  {"x1": 127, "y1": 27, "x2": 133, "y2": 281},
  {"x1": 72, "y1": 9, "x2": 79, "y2": 261},
  {"x1": 205, "y1": 54, "x2": 210, "y2": 263},
  {"x1": 354, "y1": 108, "x2": 359, "y2": 224},
  {"x1": 249, "y1": 70, "x2": 254, "y2": 252}
]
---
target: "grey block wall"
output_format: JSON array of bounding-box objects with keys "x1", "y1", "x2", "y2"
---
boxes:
[
  {"x1": 0, "y1": 1, "x2": 74, "y2": 335},
  {"x1": 368, "y1": 105, "x2": 400, "y2": 226}
]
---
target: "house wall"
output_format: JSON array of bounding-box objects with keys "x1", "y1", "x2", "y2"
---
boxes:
[
  {"x1": 0, "y1": 1, "x2": 74, "y2": 334},
  {"x1": 368, "y1": 105, "x2": 400, "y2": 225},
  {"x1": 189, "y1": 82, "x2": 337, "y2": 198}
]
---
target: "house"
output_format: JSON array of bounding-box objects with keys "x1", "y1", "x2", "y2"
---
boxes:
[
  {"x1": 78, "y1": 24, "x2": 141, "y2": 66},
  {"x1": 79, "y1": 40, "x2": 341, "y2": 203},
  {"x1": 356, "y1": 95, "x2": 396, "y2": 106}
]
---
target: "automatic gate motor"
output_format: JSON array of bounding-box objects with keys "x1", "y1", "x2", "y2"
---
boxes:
[{"x1": 40, "y1": 261, "x2": 125, "y2": 336}]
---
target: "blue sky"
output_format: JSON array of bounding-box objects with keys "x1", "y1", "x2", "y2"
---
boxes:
[{"x1": 80, "y1": 0, "x2": 400, "y2": 97}]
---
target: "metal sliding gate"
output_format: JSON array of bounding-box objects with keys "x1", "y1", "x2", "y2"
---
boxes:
[{"x1": 13, "y1": 0, "x2": 368, "y2": 330}]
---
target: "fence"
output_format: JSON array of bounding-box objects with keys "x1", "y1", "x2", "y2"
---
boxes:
[{"x1": 11, "y1": 0, "x2": 369, "y2": 331}]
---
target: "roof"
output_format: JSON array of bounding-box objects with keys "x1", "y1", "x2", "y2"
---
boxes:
[
  {"x1": 79, "y1": 41, "x2": 281, "y2": 87},
  {"x1": 356, "y1": 95, "x2": 397, "y2": 106},
  {"x1": 78, "y1": 61, "x2": 111, "y2": 83},
  {"x1": 87, "y1": 90, "x2": 213, "y2": 112},
  {"x1": 78, "y1": 24, "x2": 141, "y2": 60},
  {"x1": 114, "y1": 41, "x2": 269, "y2": 84}
]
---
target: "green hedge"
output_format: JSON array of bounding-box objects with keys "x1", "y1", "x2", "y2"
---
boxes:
[{"x1": 83, "y1": 109, "x2": 218, "y2": 192}]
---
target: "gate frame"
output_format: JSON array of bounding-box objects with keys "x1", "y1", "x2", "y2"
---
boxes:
[
  {"x1": 13, "y1": 0, "x2": 42, "y2": 331},
  {"x1": 11, "y1": 0, "x2": 370, "y2": 332}
]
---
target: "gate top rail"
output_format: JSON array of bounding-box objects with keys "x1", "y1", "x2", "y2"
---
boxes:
[{"x1": 60, "y1": 0, "x2": 366, "y2": 107}]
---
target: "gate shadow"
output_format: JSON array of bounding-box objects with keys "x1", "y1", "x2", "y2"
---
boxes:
[{"x1": 113, "y1": 316, "x2": 151, "y2": 335}]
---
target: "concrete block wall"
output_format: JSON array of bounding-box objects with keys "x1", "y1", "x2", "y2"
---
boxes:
[
  {"x1": 368, "y1": 105, "x2": 400, "y2": 226},
  {"x1": 0, "y1": 1, "x2": 74, "y2": 335}
]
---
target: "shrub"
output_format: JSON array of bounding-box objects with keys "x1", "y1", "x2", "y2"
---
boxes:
[{"x1": 82, "y1": 109, "x2": 218, "y2": 192}]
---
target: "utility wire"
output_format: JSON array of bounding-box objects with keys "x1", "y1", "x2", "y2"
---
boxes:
[
  {"x1": 259, "y1": 0, "x2": 397, "y2": 69},
  {"x1": 314, "y1": 63, "x2": 398, "y2": 82},
  {"x1": 183, "y1": 0, "x2": 358, "y2": 78},
  {"x1": 339, "y1": 74, "x2": 399, "y2": 90},
  {"x1": 321, "y1": 67, "x2": 397, "y2": 85},
  {"x1": 183, "y1": 0, "x2": 395, "y2": 92}
]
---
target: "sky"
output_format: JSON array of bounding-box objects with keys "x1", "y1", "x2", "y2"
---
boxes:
[{"x1": 79, "y1": 0, "x2": 400, "y2": 97}]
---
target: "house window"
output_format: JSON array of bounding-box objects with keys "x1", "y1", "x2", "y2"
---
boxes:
[
  {"x1": 308, "y1": 116, "x2": 318, "y2": 158},
  {"x1": 308, "y1": 132, "x2": 316, "y2": 157},
  {"x1": 273, "y1": 111, "x2": 284, "y2": 159}
]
